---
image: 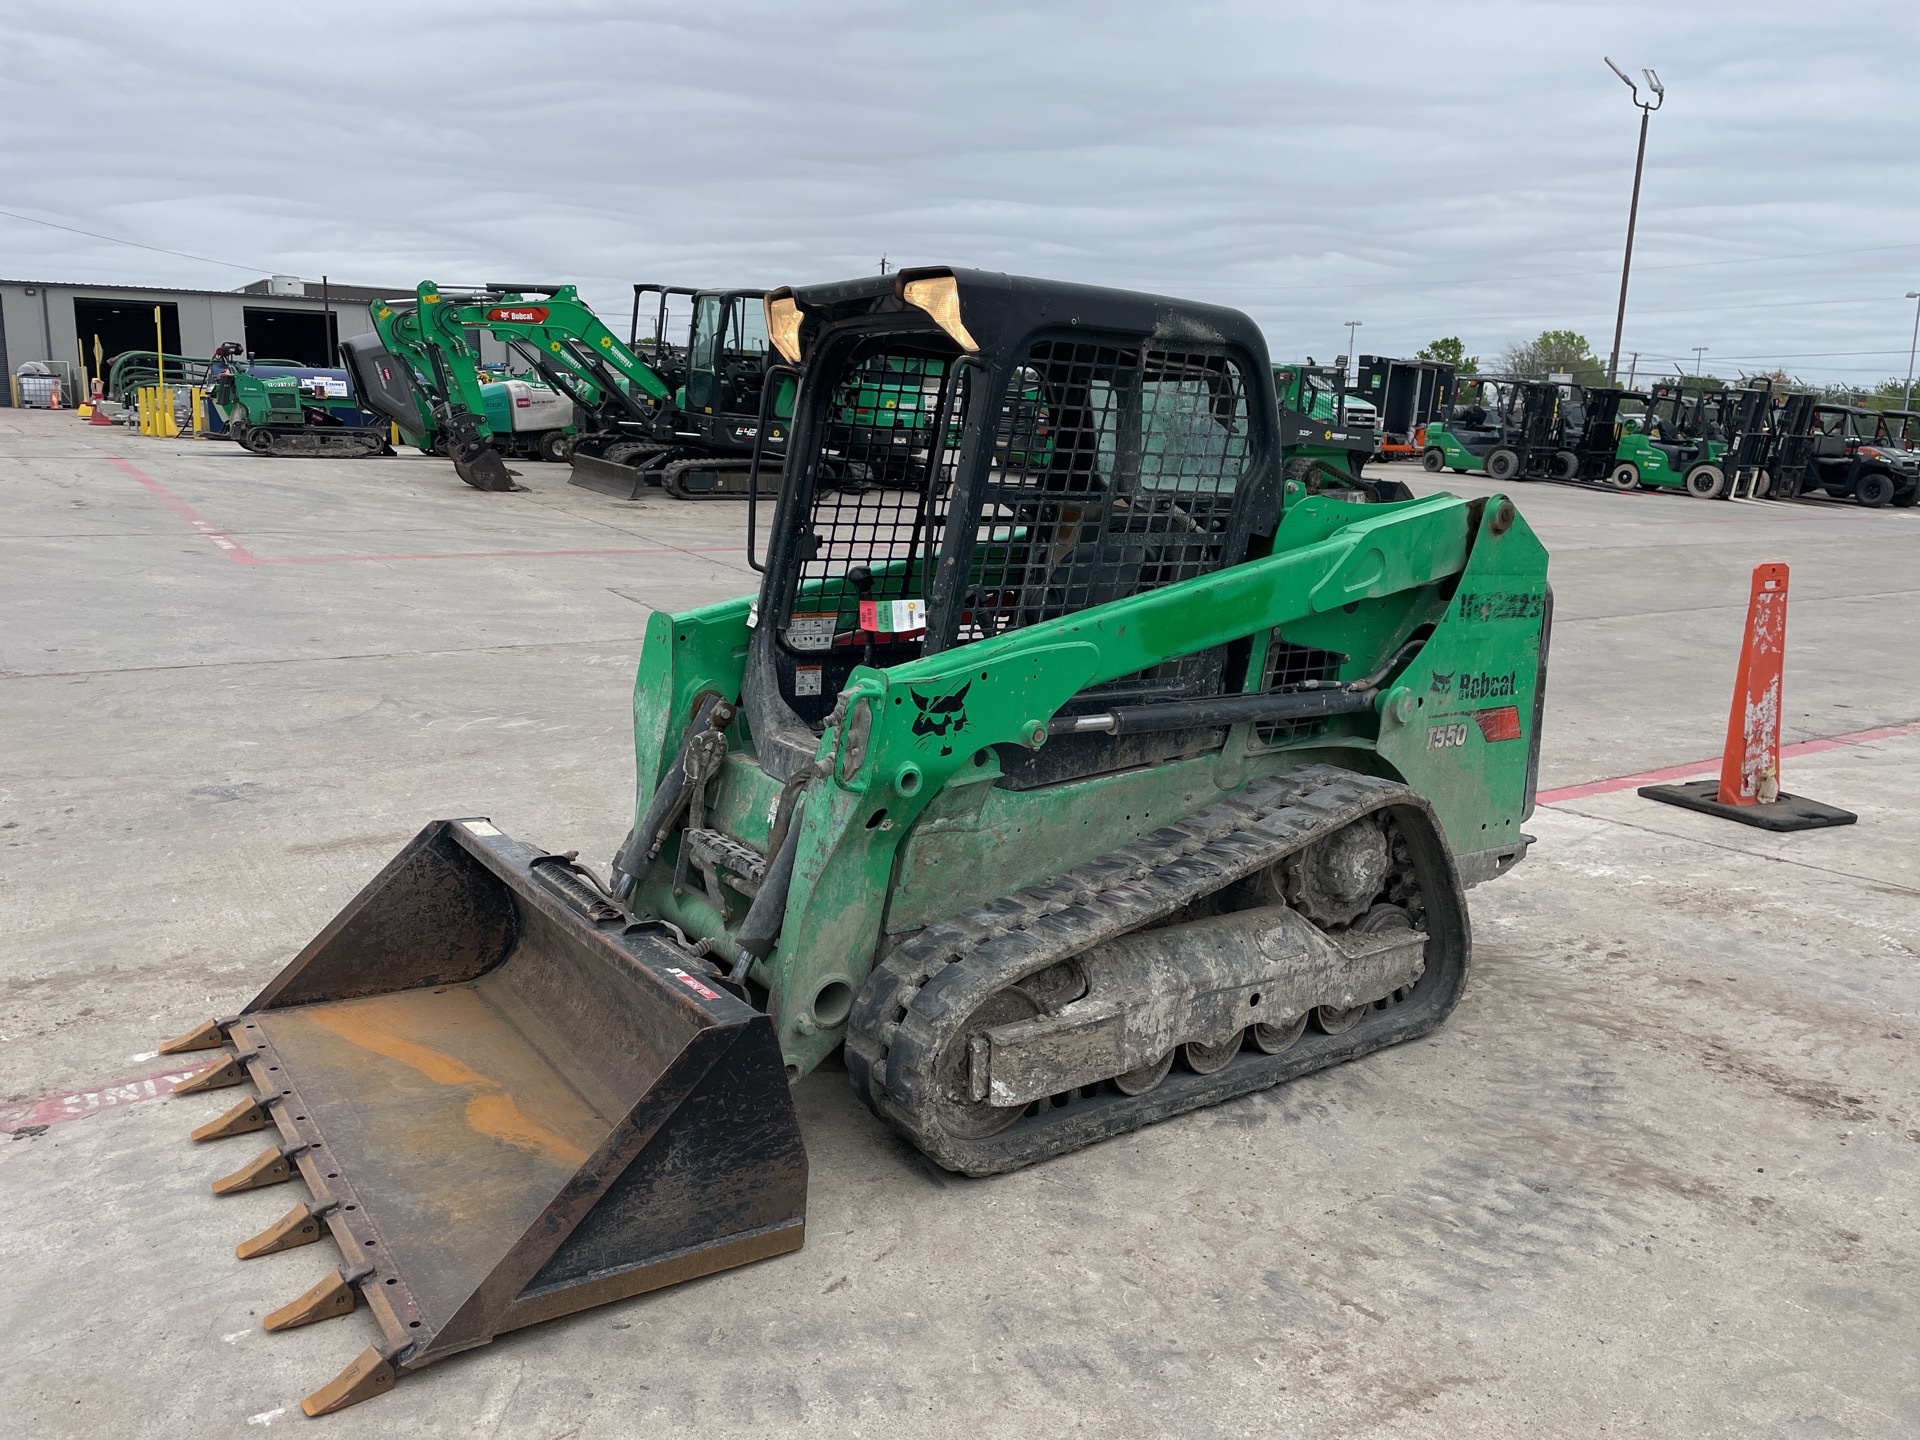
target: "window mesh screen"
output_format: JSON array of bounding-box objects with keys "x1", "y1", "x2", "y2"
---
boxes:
[
  {"x1": 1256, "y1": 633, "x2": 1348, "y2": 746},
  {"x1": 778, "y1": 349, "x2": 964, "y2": 656},
  {"x1": 957, "y1": 341, "x2": 1251, "y2": 702}
]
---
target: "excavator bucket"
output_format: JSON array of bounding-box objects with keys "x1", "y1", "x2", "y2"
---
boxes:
[
  {"x1": 452, "y1": 445, "x2": 518, "y2": 492},
  {"x1": 161, "y1": 819, "x2": 806, "y2": 1415}
]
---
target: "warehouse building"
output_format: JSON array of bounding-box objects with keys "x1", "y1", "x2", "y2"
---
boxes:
[{"x1": 0, "y1": 275, "x2": 408, "y2": 405}]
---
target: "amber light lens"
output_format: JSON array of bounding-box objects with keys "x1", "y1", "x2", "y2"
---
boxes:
[
  {"x1": 766, "y1": 295, "x2": 804, "y2": 364},
  {"x1": 902, "y1": 276, "x2": 979, "y2": 352}
]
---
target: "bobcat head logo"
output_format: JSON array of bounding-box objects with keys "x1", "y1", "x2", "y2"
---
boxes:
[
  {"x1": 1429, "y1": 671, "x2": 1455, "y2": 695},
  {"x1": 910, "y1": 681, "x2": 971, "y2": 755}
]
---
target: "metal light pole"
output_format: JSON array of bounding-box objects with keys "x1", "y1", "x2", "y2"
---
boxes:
[
  {"x1": 1340, "y1": 320, "x2": 1361, "y2": 422},
  {"x1": 1604, "y1": 58, "x2": 1664, "y2": 384},
  {"x1": 1903, "y1": 291, "x2": 1920, "y2": 410}
]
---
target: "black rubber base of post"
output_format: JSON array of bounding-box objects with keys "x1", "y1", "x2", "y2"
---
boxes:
[{"x1": 1639, "y1": 780, "x2": 1857, "y2": 831}]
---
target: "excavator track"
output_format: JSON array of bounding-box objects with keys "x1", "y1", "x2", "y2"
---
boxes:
[
  {"x1": 845, "y1": 765, "x2": 1470, "y2": 1176},
  {"x1": 661, "y1": 455, "x2": 781, "y2": 500},
  {"x1": 238, "y1": 427, "x2": 389, "y2": 459}
]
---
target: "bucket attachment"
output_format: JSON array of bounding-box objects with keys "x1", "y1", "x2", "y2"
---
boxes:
[
  {"x1": 165, "y1": 819, "x2": 807, "y2": 1414},
  {"x1": 452, "y1": 445, "x2": 519, "y2": 492}
]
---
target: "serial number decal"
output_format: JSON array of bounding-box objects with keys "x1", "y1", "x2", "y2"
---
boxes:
[{"x1": 1457, "y1": 591, "x2": 1545, "y2": 623}]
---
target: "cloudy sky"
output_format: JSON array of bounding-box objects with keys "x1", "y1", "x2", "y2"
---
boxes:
[{"x1": 8, "y1": 1, "x2": 1918, "y2": 386}]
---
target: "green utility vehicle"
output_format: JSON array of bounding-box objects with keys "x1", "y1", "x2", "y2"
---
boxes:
[
  {"x1": 1605, "y1": 381, "x2": 1730, "y2": 497},
  {"x1": 208, "y1": 344, "x2": 393, "y2": 457},
  {"x1": 1768, "y1": 399, "x2": 1920, "y2": 507},
  {"x1": 1421, "y1": 377, "x2": 1563, "y2": 481},
  {"x1": 1272, "y1": 363, "x2": 1405, "y2": 500},
  {"x1": 159, "y1": 268, "x2": 1550, "y2": 1416}
]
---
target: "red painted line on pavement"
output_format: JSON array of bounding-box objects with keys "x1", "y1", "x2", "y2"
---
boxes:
[
  {"x1": 106, "y1": 453, "x2": 743, "y2": 567},
  {"x1": 108, "y1": 455, "x2": 263, "y2": 563},
  {"x1": 0, "y1": 1059, "x2": 213, "y2": 1134},
  {"x1": 1537, "y1": 720, "x2": 1920, "y2": 804}
]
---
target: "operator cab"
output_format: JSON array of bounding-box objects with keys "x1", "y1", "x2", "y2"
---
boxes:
[{"x1": 741, "y1": 269, "x2": 1280, "y2": 782}]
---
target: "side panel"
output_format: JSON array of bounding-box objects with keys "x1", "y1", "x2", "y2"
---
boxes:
[{"x1": 1373, "y1": 501, "x2": 1549, "y2": 855}]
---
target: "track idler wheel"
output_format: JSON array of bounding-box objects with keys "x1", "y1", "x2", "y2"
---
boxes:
[{"x1": 933, "y1": 987, "x2": 1039, "y2": 1138}]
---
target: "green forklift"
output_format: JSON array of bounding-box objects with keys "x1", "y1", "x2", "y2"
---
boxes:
[
  {"x1": 1604, "y1": 380, "x2": 1730, "y2": 497},
  {"x1": 1421, "y1": 377, "x2": 1563, "y2": 481},
  {"x1": 1554, "y1": 384, "x2": 1640, "y2": 484}
]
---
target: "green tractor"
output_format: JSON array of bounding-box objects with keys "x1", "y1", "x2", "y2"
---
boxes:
[
  {"x1": 1421, "y1": 377, "x2": 1564, "y2": 481},
  {"x1": 1604, "y1": 380, "x2": 1731, "y2": 498},
  {"x1": 208, "y1": 344, "x2": 394, "y2": 458},
  {"x1": 157, "y1": 268, "x2": 1550, "y2": 1416}
]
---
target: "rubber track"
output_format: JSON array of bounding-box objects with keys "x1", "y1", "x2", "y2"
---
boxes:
[
  {"x1": 844, "y1": 764, "x2": 1471, "y2": 1175},
  {"x1": 661, "y1": 457, "x2": 780, "y2": 500}
]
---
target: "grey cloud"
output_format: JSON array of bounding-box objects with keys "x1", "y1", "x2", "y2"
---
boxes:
[{"x1": 6, "y1": 0, "x2": 1918, "y2": 383}]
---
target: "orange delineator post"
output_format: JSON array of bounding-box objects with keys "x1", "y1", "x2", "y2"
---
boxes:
[
  {"x1": 1716, "y1": 562, "x2": 1788, "y2": 807},
  {"x1": 1640, "y1": 559, "x2": 1854, "y2": 830}
]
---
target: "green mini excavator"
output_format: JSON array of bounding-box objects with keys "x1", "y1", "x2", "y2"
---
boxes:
[
  {"x1": 159, "y1": 267, "x2": 1550, "y2": 1416},
  {"x1": 345, "y1": 283, "x2": 672, "y2": 492}
]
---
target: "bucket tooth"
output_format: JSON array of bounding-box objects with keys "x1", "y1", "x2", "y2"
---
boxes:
[
  {"x1": 263, "y1": 1267, "x2": 365, "y2": 1332},
  {"x1": 236, "y1": 1201, "x2": 333, "y2": 1259},
  {"x1": 172, "y1": 1055, "x2": 247, "y2": 1094},
  {"x1": 159, "y1": 1018, "x2": 226, "y2": 1054},
  {"x1": 190, "y1": 1096, "x2": 270, "y2": 1143},
  {"x1": 210, "y1": 1144, "x2": 300, "y2": 1195},
  {"x1": 301, "y1": 1345, "x2": 398, "y2": 1416}
]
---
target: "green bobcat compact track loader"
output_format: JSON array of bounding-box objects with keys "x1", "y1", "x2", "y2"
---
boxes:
[{"x1": 158, "y1": 267, "x2": 1551, "y2": 1416}]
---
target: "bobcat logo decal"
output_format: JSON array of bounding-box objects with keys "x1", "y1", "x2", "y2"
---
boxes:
[
  {"x1": 1429, "y1": 671, "x2": 1455, "y2": 695},
  {"x1": 910, "y1": 681, "x2": 971, "y2": 756}
]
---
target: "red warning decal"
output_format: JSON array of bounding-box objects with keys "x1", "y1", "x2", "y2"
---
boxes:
[
  {"x1": 666, "y1": 967, "x2": 721, "y2": 1000},
  {"x1": 1472, "y1": 705, "x2": 1522, "y2": 743}
]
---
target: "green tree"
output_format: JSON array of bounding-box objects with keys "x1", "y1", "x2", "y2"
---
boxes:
[
  {"x1": 1499, "y1": 330, "x2": 1605, "y2": 385},
  {"x1": 1415, "y1": 336, "x2": 1477, "y2": 374}
]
